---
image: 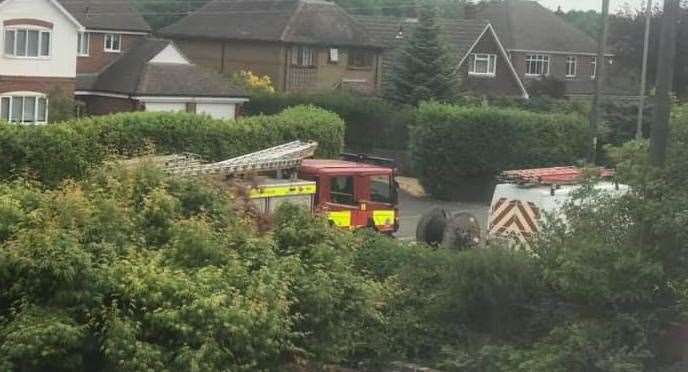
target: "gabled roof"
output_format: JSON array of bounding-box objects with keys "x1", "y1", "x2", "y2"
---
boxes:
[
  {"x1": 56, "y1": 0, "x2": 151, "y2": 32},
  {"x1": 160, "y1": 0, "x2": 377, "y2": 47},
  {"x1": 354, "y1": 15, "x2": 487, "y2": 57},
  {"x1": 78, "y1": 38, "x2": 247, "y2": 98},
  {"x1": 0, "y1": 0, "x2": 84, "y2": 29},
  {"x1": 473, "y1": 0, "x2": 598, "y2": 54}
]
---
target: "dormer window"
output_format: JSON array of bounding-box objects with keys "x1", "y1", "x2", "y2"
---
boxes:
[
  {"x1": 3, "y1": 27, "x2": 51, "y2": 58},
  {"x1": 104, "y1": 33, "x2": 121, "y2": 53}
]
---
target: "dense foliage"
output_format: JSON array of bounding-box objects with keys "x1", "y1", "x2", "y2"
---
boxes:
[
  {"x1": 560, "y1": 7, "x2": 688, "y2": 97},
  {"x1": 410, "y1": 102, "x2": 587, "y2": 199},
  {"x1": 0, "y1": 106, "x2": 344, "y2": 186},
  {"x1": 244, "y1": 92, "x2": 412, "y2": 151},
  {"x1": 3, "y1": 107, "x2": 688, "y2": 370},
  {"x1": 390, "y1": 4, "x2": 458, "y2": 105},
  {"x1": 0, "y1": 165, "x2": 389, "y2": 370}
]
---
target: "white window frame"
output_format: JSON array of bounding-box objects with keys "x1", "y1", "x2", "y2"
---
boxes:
[
  {"x1": 469, "y1": 53, "x2": 497, "y2": 76},
  {"x1": 591, "y1": 57, "x2": 597, "y2": 79},
  {"x1": 525, "y1": 54, "x2": 550, "y2": 77},
  {"x1": 77, "y1": 32, "x2": 89, "y2": 56},
  {"x1": 328, "y1": 48, "x2": 339, "y2": 63},
  {"x1": 291, "y1": 46, "x2": 314, "y2": 67},
  {"x1": 0, "y1": 92, "x2": 49, "y2": 124},
  {"x1": 565, "y1": 56, "x2": 577, "y2": 78},
  {"x1": 3, "y1": 26, "x2": 52, "y2": 59},
  {"x1": 104, "y1": 33, "x2": 121, "y2": 53}
]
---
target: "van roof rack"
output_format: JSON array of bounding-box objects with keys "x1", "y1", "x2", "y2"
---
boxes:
[{"x1": 499, "y1": 166, "x2": 614, "y2": 185}]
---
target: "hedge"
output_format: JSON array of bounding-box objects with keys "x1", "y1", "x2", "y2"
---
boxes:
[
  {"x1": 244, "y1": 92, "x2": 413, "y2": 150},
  {"x1": 411, "y1": 102, "x2": 587, "y2": 199},
  {"x1": 0, "y1": 105, "x2": 344, "y2": 186}
]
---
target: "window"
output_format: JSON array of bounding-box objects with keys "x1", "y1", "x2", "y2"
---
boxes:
[
  {"x1": 469, "y1": 53, "x2": 497, "y2": 76},
  {"x1": 330, "y1": 176, "x2": 355, "y2": 205},
  {"x1": 328, "y1": 48, "x2": 339, "y2": 63},
  {"x1": 348, "y1": 49, "x2": 374, "y2": 68},
  {"x1": 3, "y1": 27, "x2": 51, "y2": 57},
  {"x1": 77, "y1": 32, "x2": 89, "y2": 56},
  {"x1": 104, "y1": 33, "x2": 121, "y2": 52},
  {"x1": 291, "y1": 46, "x2": 314, "y2": 67},
  {"x1": 0, "y1": 94, "x2": 48, "y2": 124},
  {"x1": 565, "y1": 56, "x2": 577, "y2": 78},
  {"x1": 525, "y1": 54, "x2": 550, "y2": 76},
  {"x1": 591, "y1": 57, "x2": 597, "y2": 79},
  {"x1": 370, "y1": 175, "x2": 393, "y2": 204}
]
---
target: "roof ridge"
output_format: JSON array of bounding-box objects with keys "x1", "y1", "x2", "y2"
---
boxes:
[{"x1": 279, "y1": 0, "x2": 306, "y2": 41}]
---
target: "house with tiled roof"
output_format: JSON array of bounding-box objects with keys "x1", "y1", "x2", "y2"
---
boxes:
[
  {"x1": 160, "y1": 0, "x2": 385, "y2": 93},
  {"x1": 0, "y1": 0, "x2": 247, "y2": 123},
  {"x1": 472, "y1": 0, "x2": 613, "y2": 96},
  {"x1": 355, "y1": 15, "x2": 529, "y2": 99}
]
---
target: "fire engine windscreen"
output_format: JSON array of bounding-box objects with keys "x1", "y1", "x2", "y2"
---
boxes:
[{"x1": 370, "y1": 175, "x2": 393, "y2": 204}]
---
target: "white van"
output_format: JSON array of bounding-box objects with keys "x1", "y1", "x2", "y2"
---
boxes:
[{"x1": 487, "y1": 167, "x2": 628, "y2": 246}]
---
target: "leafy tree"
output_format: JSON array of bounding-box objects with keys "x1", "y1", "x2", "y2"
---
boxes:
[{"x1": 391, "y1": 4, "x2": 458, "y2": 105}]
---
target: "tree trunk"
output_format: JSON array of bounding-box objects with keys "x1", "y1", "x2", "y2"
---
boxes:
[
  {"x1": 587, "y1": 0, "x2": 610, "y2": 164},
  {"x1": 650, "y1": 0, "x2": 680, "y2": 167}
]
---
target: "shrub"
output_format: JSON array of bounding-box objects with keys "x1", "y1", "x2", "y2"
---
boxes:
[
  {"x1": 0, "y1": 164, "x2": 385, "y2": 370},
  {"x1": 244, "y1": 92, "x2": 413, "y2": 151},
  {"x1": 410, "y1": 102, "x2": 587, "y2": 199},
  {"x1": 0, "y1": 105, "x2": 344, "y2": 185}
]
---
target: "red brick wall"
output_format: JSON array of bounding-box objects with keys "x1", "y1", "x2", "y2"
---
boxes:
[
  {"x1": 0, "y1": 75, "x2": 75, "y2": 96},
  {"x1": 78, "y1": 95, "x2": 140, "y2": 116},
  {"x1": 77, "y1": 33, "x2": 147, "y2": 74}
]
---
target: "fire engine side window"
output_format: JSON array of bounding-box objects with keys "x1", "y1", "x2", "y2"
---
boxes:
[
  {"x1": 330, "y1": 176, "x2": 355, "y2": 205},
  {"x1": 370, "y1": 175, "x2": 392, "y2": 204}
]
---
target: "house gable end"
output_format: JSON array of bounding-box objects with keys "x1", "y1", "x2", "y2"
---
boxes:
[
  {"x1": 0, "y1": 0, "x2": 83, "y2": 30},
  {"x1": 458, "y1": 24, "x2": 529, "y2": 99},
  {"x1": 149, "y1": 43, "x2": 192, "y2": 64}
]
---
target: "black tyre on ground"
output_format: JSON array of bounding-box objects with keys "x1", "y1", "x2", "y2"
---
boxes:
[
  {"x1": 415, "y1": 208, "x2": 449, "y2": 246},
  {"x1": 441, "y1": 212, "x2": 481, "y2": 251}
]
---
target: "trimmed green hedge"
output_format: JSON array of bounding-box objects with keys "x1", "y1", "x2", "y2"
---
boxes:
[
  {"x1": 0, "y1": 105, "x2": 344, "y2": 185},
  {"x1": 411, "y1": 102, "x2": 587, "y2": 199},
  {"x1": 244, "y1": 92, "x2": 413, "y2": 150}
]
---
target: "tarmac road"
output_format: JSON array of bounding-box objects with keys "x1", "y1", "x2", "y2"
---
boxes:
[{"x1": 395, "y1": 190, "x2": 490, "y2": 241}]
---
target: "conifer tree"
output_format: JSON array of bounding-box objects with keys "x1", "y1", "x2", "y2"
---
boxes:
[{"x1": 391, "y1": 4, "x2": 457, "y2": 105}]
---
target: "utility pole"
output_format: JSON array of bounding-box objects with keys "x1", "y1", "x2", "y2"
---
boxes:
[
  {"x1": 636, "y1": 0, "x2": 653, "y2": 140},
  {"x1": 587, "y1": 0, "x2": 610, "y2": 164},
  {"x1": 650, "y1": 0, "x2": 680, "y2": 167}
]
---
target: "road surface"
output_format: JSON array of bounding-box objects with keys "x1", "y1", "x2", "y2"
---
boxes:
[{"x1": 395, "y1": 190, "x2": 490, "y2": 240}]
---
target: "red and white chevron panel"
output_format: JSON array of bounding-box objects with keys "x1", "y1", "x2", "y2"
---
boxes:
[{"x1": 488, "y1": 198, "x2": 541, "y2": 245}]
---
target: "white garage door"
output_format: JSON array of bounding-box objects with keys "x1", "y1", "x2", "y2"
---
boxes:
[
  {"x1": 145, "y1": 102, "x2": 186, "y2": 113},
  {"x1": 197, "y1": 103, "x2": 236, "y2": 120}
]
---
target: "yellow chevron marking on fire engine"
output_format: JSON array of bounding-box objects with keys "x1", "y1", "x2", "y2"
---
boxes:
[
  {"x1": 249, "y1": 184, "x2": 316, "y2": 199},
  {"x1": 328, "y1": 211, "x2": 352, "y2": 228},
  {"x1": 372, "y1": 210, "x2": 395, "y2": 226}
]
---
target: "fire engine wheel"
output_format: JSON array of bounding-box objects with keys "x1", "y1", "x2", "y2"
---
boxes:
[
  {"x1": 415, "y1": 208, "x2": 449, "y2": 246},
  {"x1": 441, "y1": 212, "x2": 481, "y2": 251}
]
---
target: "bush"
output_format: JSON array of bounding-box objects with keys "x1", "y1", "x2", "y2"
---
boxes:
[
  {"x1": 410, "y1": 102, "x2": 587, "y2": 199},
  {"x1": 244, "y1": 92, "x2": 413, "y2": 151},
  {"x1": 0, "y1": 164, "x2": 385, "y2": 370},
  {"x1": 0, "y1": 105, "x2": 344, "y2": 186}
]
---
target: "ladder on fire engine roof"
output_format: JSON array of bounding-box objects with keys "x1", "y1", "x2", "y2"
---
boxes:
[
  {"x1": 500, "y1": 166, "x2": 614, "y2": 186},
  {"x1": 160, "y1": 140, "x2": 318, "y2": 177}
]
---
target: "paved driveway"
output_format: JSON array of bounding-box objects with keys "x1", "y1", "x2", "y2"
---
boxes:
[{"x1": 395, "y1": 190, "x2": 490, "y2": 240}]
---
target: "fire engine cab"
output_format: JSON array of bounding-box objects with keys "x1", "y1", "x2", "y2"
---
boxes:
[{"x1": 299, "y1": 158, "x2": 399, "y2": 233}]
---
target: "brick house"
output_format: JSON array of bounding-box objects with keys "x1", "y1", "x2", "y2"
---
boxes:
[
  {"x1": 355, "y1": 16, "x2": 529, "y2": 99},
  {"x1": 0, "y1": 0, "x2": 247, "y2": 123},
  {"x1": 160, "y1": 0, "x2": 384, "y2": 93},
  {"x1": 472, "y1": 0, "x2": 613, "y2": 97}
]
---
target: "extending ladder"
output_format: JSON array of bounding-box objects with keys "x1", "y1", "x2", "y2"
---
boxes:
[{"x1": 161, "y1": 141, "x2": 318, "y2": 177}]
